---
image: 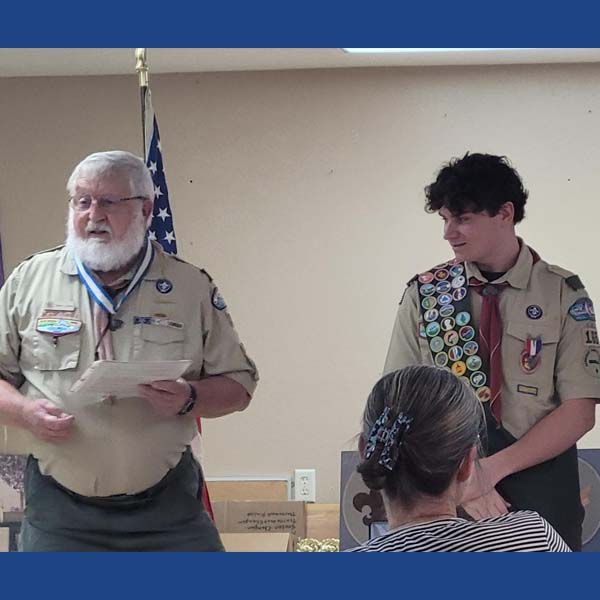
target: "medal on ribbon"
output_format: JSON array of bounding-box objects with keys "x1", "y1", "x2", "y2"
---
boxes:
[{"x1": 520, "y1": 335, "x2": 542, "y2": 374}]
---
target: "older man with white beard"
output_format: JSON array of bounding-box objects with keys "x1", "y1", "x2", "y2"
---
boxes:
[{"x1": 0, "y1": 151, "x2": 258, "y2": 551}]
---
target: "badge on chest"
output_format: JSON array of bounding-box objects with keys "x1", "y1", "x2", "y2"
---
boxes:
[{"x1": 520, "y1": 335, "x2": 542, "y2": 374}]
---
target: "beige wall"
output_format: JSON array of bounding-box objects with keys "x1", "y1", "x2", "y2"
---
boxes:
[{"x1": 1, "y1": 63, "x2": 600, "y2": 502}]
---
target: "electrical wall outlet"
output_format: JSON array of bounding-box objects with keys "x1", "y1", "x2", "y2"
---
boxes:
[{"x1": 293, "y1": 469, "x2": 316, "y2": 502}]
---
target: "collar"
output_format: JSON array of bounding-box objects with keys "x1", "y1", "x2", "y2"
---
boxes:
[
  {"x1": 60, "y1": 240, "x2": 164, "y2": 282},
  {"x1": 465, "y1": 238, "x2": 533, "y2": 290}
]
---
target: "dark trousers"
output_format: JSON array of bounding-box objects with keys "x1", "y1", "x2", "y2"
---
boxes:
[
  {"x1": 486, "y1": 423, "x2": 584, "y2": 552},
  {"x1": 20, "y1": 449, "x2": 224, "y2": 552}
]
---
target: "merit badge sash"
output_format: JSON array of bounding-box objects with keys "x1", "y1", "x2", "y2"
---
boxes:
[{"x1": 417, "y1": 262, "x2": 492, "y2": 404}]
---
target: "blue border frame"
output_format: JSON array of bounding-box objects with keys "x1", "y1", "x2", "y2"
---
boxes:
[{"x1": 3, "y1": 0, "x2": 600, "y2": 46}]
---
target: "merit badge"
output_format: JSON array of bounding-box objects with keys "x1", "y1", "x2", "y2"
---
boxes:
[
  {"x1": 438, "y1": 293, "x2": 453, "y2": 306},
  {"x1": 430, "y1": 337, "x2": 445, "y2": 353},
  {"x1": 463, "y1": 340, "x2": 479, "y2": 355},
  {"x1": 584, "y1": 328, "x2": 600, "y2": 346},
  {"x1": 441, "y1": 317, "x2": 455, "y2": 332},
  {"x1": 476, "y1": 386, "x2": 491, "y2": 402},
  {"x1": 434, "y1": 269, "x2": 449, "y2": 281},
  {"x1": 424, "y1": 308, "x2": 439, "y2": 323},
  {"x1": 448, "y1": 346, "x2": 463, "y2": 362},
  {"x1": 459, "y1": 325, "x2": 475, "y2": 342},
  {"x1": 435, "y1": 352, "x2": 449, "y2": 368},
  {"x1": 436, "y1": 281, "x2": 452, "y2": 294},
  {"x1": 466, "y1": 355, "x2": 482, "y2": 371},
  {"x1": 470, "y1": 371, "x2": 487, "y2": 388},
  {"x1": 455, "y1": 311, "x2": 471, "y2": 326},
  {"x1": 426, "y1": 322, "x2": 441, "y2": 337},
  {"x1": 520, "y1": 335, "x2": 542, "y2": 374},
  {"x1": 36, "y1": 318, "x2": 82, "y2": 336},
  {"x1": 449, "y1": 264, "x2": 464, "y2": 278},
  {"x1": 584, "y1": 348, "x2": 600, "y2": 378},
  {"x1": 439, "y1": 305, "x2": 455, "y2": 318},
  {"x1": 569, "y1": 297, "x2": 595, "y2": 322},
  {"x1": 156, "y1": 279, "x2": 173, "y2": 294},
  {"x1": 418, "y1": 272, "x2": 434, "y2": 284},
  {"x1": 211, "y1": 288, "x2": 227, "y2": 311},
  {"x1": 452, "y1": 361, "x2": 467, "y2": 377},
  {"x1": 420, "y1": 283, "x2": 436, "y2": 296},
  {"x1": 526, "y1": 304, "x2": 543, "y2": 320},
  {"x1": 444, "y1": 330, "x2": 459, "y2": 347},
  {"x1": 451, "y1": 275, "x2": 466, "y2": 289},
  {"x1": 422, "y1": 296, "x2": 437, "y2": 310},
  {"x1": 452, "y1": 287, "x2": 467, "y2": 302}
]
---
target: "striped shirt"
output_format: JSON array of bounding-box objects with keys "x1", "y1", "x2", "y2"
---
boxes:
[{"x1": 347, "y1": 511, "x2": 571, "y2": 552}]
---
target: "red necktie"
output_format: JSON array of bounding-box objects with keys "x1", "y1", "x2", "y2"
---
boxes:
[{"x1": 471, "y1": 281, "x2": 506, "y2": 425}]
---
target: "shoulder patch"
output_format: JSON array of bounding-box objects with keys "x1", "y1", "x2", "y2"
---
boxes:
[
  {"x1": 569, "y1": 297, "x2": 595, "y2": 322},
  {"x1": 211, "y1": 287, "x2": 227, "y2": 310}
]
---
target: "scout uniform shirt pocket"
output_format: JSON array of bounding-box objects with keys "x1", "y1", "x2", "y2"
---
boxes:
[
  {"x1": 133, "y1": 319, "x2": 186, "y2": 361},
  {"x1": 31, "y1": 318, "x2": 82, "y2": 371},
  {"x1": 504, "y1": 320, "x2": 560, "y2": 400}
]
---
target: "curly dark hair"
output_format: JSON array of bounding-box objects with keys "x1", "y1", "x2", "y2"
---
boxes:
[{"x1": 424, "y1": 152, "x2": 528, "y2": 223}]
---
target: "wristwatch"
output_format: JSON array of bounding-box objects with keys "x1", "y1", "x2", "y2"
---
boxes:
[{"x1": 177, "y1": 382, "x2": 197, "y2": 416}]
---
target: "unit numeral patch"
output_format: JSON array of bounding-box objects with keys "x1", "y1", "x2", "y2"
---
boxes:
[{"x1": 584, "y1": 328, "x2": 599, "y2": 346}]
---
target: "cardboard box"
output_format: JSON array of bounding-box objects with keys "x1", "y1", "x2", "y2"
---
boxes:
[
  {"x1": 306, "y1": 503, "x2": 340, "y2": 540},
  {"x1": 221, "y1": 532, "x2": 293, "y2": 552},
  {"x1": 214, "y1": 500, "x2": 307, "y2": 539},
  {"x1": 206, "y1": 479, "x2": 288, "y2": 502}
]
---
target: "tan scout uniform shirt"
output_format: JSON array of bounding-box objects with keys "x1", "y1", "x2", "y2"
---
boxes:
[
  {"x1": 384, "y1": 241, "x2": 600, "y2": 439},
  {"x1": 0, "y1": 243, "x2": 258, "y2": 496}
]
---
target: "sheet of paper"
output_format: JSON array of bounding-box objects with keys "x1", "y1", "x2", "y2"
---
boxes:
[{"x1": 68, "y1": 359, "x2": 193, "y2": 399}]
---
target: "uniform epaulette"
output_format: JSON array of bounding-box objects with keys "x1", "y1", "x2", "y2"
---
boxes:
[
  {"x1": 200, "y1": 268, "x2": 214, "y2": 282},
  {"x1": 547, "y1": 264, "x2": 585, "y2": 290},
  {"x1": 168, "y1": 254, "x2": 193, "y2": 266},
  {"x1": 406, "y1": 274, "x2": 418, "y2": 287},
  {"x1": 23, "y1": 244, "x2": 65, "y2": 262}
]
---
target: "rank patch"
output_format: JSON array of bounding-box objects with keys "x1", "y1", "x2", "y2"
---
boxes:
[
  {"x1": 156, "y1": 279, "x2": 173, "y2": 294},
  {"x1": 526, "y1": 305, "x2": 543, "y2": 320},
  {"x1": 569, "y1": 297, "x2": 595, "y2": 322}
]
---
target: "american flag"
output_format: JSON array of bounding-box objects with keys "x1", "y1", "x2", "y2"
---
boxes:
[
  {"x1": 144, "y1": 90, "x2": 178, "y2": 255},
  {"x1": 142, "y1": 89, "x2": 214, "y2": 520}
]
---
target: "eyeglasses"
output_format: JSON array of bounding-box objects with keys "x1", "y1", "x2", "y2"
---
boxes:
[{"x1": 69, "y1": 195, "x2": 146, "y2": 213}]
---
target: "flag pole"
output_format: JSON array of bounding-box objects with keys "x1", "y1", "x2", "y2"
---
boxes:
[{"x1": 135, "y1": 48, "x2": 149, "y2": 161}]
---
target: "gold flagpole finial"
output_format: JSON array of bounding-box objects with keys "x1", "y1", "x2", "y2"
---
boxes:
[{"x1": 135, "y1": 48, "x2": 149, "y2": 88}]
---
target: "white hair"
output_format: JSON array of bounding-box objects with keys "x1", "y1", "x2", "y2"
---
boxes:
[{"x1": 66, "y1": 150, "x2": 154, "y2": 201}]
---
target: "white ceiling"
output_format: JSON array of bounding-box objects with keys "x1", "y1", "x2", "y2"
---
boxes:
[{"x1": 1, "y1": 48, "x2": 600, "y2": 78}]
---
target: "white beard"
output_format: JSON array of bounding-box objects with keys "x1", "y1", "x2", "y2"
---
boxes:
[{"x1": 65, "y1": 209, "x2": 148, "y2": 272}]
